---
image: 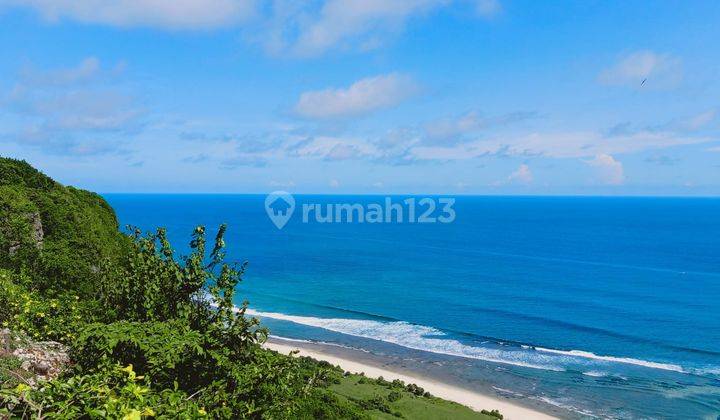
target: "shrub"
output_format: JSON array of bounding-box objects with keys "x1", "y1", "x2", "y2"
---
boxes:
[
  {"x1": 294, "y1": 390, "x2": 368, "y2": 420},
  {"x1": 481, "y1": 409, "x2": 504, "y2": 419},
  {"x1": 0, "y1": 187, "x2": 41, "y2": 272},
  {"x1": 0, "y1": 270, "x2": 104, "y2": 343},
  {"x1": 0, "y1": 364, "x2": 207, "y2": 419},
  {"x1": 0, "y1": 270, "x2": 21, "y2": 325},
  {"x1": 357, "y1": 395, "x2": 392, "y2": 414},
  {"x1": 391, "y1": 379, "x2": 405, "y2": 389},
  {"x1": 376, "y1": 376, "x2": 390, "y2": 386},
  {"x1": 99, "y1": 226, "x2": 265, "y2": 348},
  {"x1": 295, "y1": 356, "x2": 345, "y2": 386},
  {"x1": 405, "y1": 383, "x2": 425, "y2": 396},
  {"x1": 71, "y1": 321, "x2": 211, "y2": 390},
  {"x1": 196, "y1": 344, "x2": 343, "y2": 418},
  {"x1": 387, "y1": 390, "x2": 403, "y2": 402},
  {"x1": 83, "y1": 227, "x2": 361, "y2": 418}
]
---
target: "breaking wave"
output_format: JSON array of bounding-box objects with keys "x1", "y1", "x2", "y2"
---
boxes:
[
  {"x1": 535, "y1": 347, "x2": 685, "y2": 373},
  {"x1": 245, "y1": 308, "x2": 709, "y2": 375}
]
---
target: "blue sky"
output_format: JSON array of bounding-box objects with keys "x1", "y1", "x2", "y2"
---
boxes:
[{"x1": 0, "y1": 0, "x2": 718, "y2": 194}]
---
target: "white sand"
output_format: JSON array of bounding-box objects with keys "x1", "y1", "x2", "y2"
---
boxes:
[{"x1": 264, "y1": 340, "x2": 558, "y2": 420}]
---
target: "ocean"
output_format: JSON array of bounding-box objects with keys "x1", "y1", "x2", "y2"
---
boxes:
[{"x1": 105, "y1": 194, "x2": 720, "y2": 419}]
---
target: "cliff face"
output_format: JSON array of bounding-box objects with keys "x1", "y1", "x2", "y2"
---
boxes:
[
  {"x1": 7, "y1": 212, "x2": 43, "y2": 255},
  {"x1": 0, "y1": 157, "x2": 128, "y2": 293}
]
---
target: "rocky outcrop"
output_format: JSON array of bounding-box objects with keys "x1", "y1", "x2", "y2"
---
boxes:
[
  {"x1": 29, "y1": 212, "x2": 44, "y2": 249},
  {"x1": 0, "y1": 329, "x2": 67, "y2": 386},
  {"x1": 6, "y1": 212, "x2": 44, "y2": 256}
]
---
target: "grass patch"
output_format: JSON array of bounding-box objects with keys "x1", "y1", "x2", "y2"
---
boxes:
[{"x1": 330, "y1": 374, "x2": 498, "y2": 420}]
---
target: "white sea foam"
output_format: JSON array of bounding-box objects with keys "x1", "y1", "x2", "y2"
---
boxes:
[
  {"x1": 267, "y1": 335, "x2": 372, "y2": 353},
  {"x1": 582, "y1": 370, "x2": 608, "y2": 377},
  {"x1": 535, "y1": 347, "x2": 685, "y2": 373},
  {"x1": 694, "y1": 367, "x2": 720, "y2": 376},
  {"x1": 492, "y1": 386, "x2": 524, "y2": 397},
  {"x1": 530, "y1": 396, "x2": 600, "y2": 418},
  {"x1": 248, "y1": 308, "x2": 566, "y2": 371},
  {"x1": 246, "y1": 308, "x2": 701, "y2": 376}
]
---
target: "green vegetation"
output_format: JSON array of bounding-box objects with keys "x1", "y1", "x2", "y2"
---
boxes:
[
  {"x1": 0, "y1": 356, "x2": 31, "y2": 389},
  {"x1": 0, "y1": 157, "x2": 495, "y2": 419},
  {"x1": 329, "y1": 375, "x2": 498, "y2": 420},
  {"x1": 0, "y1": 157, "x2": 129, "y2": 296}
]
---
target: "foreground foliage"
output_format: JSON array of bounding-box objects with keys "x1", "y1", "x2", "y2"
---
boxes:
[
  {"x1": 1, "y1": 364, "x2": 207, "y2": 419},
  {"x1": 2, "y1": 223, "x2": 361, "y2": 418},
  {"x1": 0, "y1": 158, "x2": 491, "y2": 419}
]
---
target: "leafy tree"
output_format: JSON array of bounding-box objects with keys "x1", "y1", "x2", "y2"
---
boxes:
[{"x1": 98, "y1": 224, "x2": 266, "y2": 347}]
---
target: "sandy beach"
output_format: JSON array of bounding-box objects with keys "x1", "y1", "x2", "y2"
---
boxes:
[{"x1": 264, "y1": 338, "x2": 558, "y2": 420}]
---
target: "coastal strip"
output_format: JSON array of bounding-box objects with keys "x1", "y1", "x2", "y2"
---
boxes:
[{"x1": 264, "y1": 337, "x2": 559, "y2": 420}]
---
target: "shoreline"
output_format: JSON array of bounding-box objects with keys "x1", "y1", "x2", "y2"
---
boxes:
[{"x1": 264, "y1": 337, "x2": 559, "y2": 420}]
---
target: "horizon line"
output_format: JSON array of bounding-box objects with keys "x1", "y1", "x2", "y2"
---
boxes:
[{"x1": 98, "y1": 192, "x2": 720, "y2": 199}]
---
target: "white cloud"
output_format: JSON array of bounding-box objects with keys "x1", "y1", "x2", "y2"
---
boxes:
[
  {"x1": 20, "y1": 57, "x2": 100, "y2": 86},
  {"x1": 266, "y1": 118, "x2": 713, "y2": 166},
  {"x1": 424, "y1": 111, "x2": 485, "y2": 140},
  {"x1": 284, "y1": 0, "x2": 449, "y2": 56},
  {"x1": 408, "y1": 129, "x2": 714, "y2": 161},
  {"x1": 682, "y1": 110, "x2": 716, "y2": 130},
  {"x1": 325, "y1": 143, "x2": 363, "y2": 160},
  {"x1": 9, "y1": 86, "x2": 143, "y2": 133},
  {"x1": 475, "y1": 0, "x2": 501, "y2": 17},
  {"x1": 269, "y1": 180, "x2": 296, "y2": 187},
  {"x1": 648, "y1": 109, "x2": 718, "y2": 133},
  {"x1": 3, "y1": 0, "x2": 499, "y2": 55},
  {"x1": 423, "y1": 110, "x2": 535, "y2": 143},
  {"x1": 329, "y1": 179, "x2": 340, "y2": 187},
  {"x1": 250, "y1": 0, "x2": 500, "y2": 56},
  {"x1": 294, "y1": 73, "x2": 418, "y2": 118},
  {"x1": 707, "y1": 146, "x2": 720, "y2": 152},
  {"x1": 598, "y1": 50, "x2": 682, "y2": 87},
  {"x1": 586, "y1": 154, "x2": 624, "y2": 185},
  {"x1": 3, "y1": 0, "x2": 256, "y2": 29},
  {"x1": 288, "y1": 135, "x2": 380, "y2": 159},
  {"x1": 508, "y1": 163, "x2": 532, "y2": 184},
  {"x1": 2, "y1": 57, "x2": 145, "y2": 155}
]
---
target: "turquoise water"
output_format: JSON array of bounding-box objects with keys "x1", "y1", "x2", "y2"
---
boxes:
[{"x1": 106, "y1": 194, "x2": 720, "y2": 419}]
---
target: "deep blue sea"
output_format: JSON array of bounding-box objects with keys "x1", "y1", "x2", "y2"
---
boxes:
[{"x1": 105, "y1": 194, "x2": 720, "y2": 419}]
